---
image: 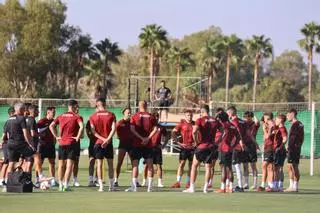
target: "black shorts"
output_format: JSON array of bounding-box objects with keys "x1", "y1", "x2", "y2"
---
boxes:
[
  {"x1": 220, "y1": 152, "x2": 232, "y2": 167},
  {"x1": 7, "y1": 141, "x2": 35, "y2": 162},
  {"x1": 88, "y1": 142, "x2": 95, "y2": 158},
  {"x1": 179, "y1": 148, "x2": 194, "y2": 161},
  {"x1": 2, "y1": 142, "x2": 9, "y2": 164},
  {"x1": 152, "y1": 147, "x2": 163, "y2": 165},
  {"x1": 93, "y1": 144, "x2": 114, "y2": 159},
  {"x1": 195, "y1": 148, "x2": 215, "y2": 164},
  {"x1": 39, "y1": 144, "x2": 56, "y2": 159},
  {"x1": 212, "y1": 149, "x2": 219, "y2": 160},
  {"x1": 263, "y1": 151, "x2": 274, "y2": 163},
  {"x1": 159, "y1": 100, "x2": 170, "y2": 110},
  {"x1": 118, "y1": 141, "x2": 133, "y2": 153},
  {"x1": 274, "y1": 150, "x2": 286, "y2": 167},
  {"x1": 132, "y1": 147, "x2": 153, "y2": 161},
  {"x1": 232, "y1": 150, "x2": 245, "y2": 165},
  {"x1": 247, "y1": 146, "x2": 258, "y2": 163},
  {"x1": 58, "y1": 144, "x2": 78, "y2": 161},
  {"x1": 74, "y1": 142, "x2": 81, "y2": 157},
  {"x1": 30, "y1": 137, "x2": 40, "y2": 153},
  {"x1": 287, "y1": 150, "x2": 301, "y2": 164}
]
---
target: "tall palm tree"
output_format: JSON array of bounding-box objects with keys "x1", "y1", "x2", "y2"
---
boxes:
[
  {"x1": 95, "y1": 38, "x2": 122, "y2": 99},
  {"x1": 246, "y1": 35, "x2": 273, "y2": 110},
  {"x1": 166, "y1": 46, "x2": 194, "y2": 110},
  {"x1": 199, "y1": 37, "x2": 224, "y2": 102},
  {"x1": 139, "y1": 24, "x2": 169, "y2": 102},
  {"x1": 298, "y1": 21, "x2": 320, "y2": 109},
  {"x1": 67, "y1": 34, "x2": 97, "y2": 98},
  {"x1": 221, "y1": 34, "x2": 244, "y2": 106}
]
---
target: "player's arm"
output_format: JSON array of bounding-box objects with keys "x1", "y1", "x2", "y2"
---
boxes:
[
  {"x1": 130, "y1": 125, "x2": 145, "y2": 141},
  {"x1": 232, "y1": 129, "x2": 242, "y2": 149},
  {"x1": 246, "y1": 129, "x2": 259, "y2": 150},
  {"x1": 161, "y1": 132, "x2": 169, "y2": 149},
  {"x1": 192, "y1": 125, "x2": 200, "y2": 145},
  {"x1": 49, "y1": 121, "x2": 61, "y2": 140},
  {"x1": 105, "y1": 121, "x2": 116, "y2": 144},
  {"x1": 74, "y1": 120, "x2": 84, "y2": 142},
  {"x1": 143, "y1": 125, "x2": 158, "y2": 145}
]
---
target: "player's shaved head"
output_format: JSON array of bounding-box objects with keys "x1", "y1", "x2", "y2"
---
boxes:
[{"x1": 138, "y1": 101, "x2": 147, "y2": 112}]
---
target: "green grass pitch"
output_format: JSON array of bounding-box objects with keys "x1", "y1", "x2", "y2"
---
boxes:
[{"x1": 0, "y1": 156, "x2": 320, "y2": 213}]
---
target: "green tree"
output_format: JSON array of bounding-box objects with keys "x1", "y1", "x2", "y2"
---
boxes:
[
  {"x1": 199, "y1": 36, "x2": 225, "y2": 102},
  {"x1": 221, "y1": 34, "x2": 244, "y2": 105},
  {"x1": 139, "y1": 24, "x2": 169, "y2": 102},
  {"x1": 246, "y1": 35, "x2": 273, "y2": 109},
  {"x1": 298, "y1": 21, "x2": 320, "y2": 109},
  {"x1": 67, "y1": 34, "x2": 97, "y2": 98},
  {"x1": 166, "y1": 46, "x2": 194, "y2": 109},
  {"x1": 95, "y1": 38, "x2": 122, "y2": 99}
]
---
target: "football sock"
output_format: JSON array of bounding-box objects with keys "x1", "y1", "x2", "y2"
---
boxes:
[
  {"x1": 147, "y1": 177, "x2": 153, "y2": 191},
  {"x1": 229, "y1": 182, "x2": 233, "y2": 189},
  {"x1": 114, "y1": 178, "x2": 118, "y2": 183},
  {"x1": 132, "y1": 178, "x2": 137, "y2": 189},
  {"x1": 244, "y1": 176, "x2": 249, "y2": 187},
  {"x1": 208, "y1": 179, "x2": 212, "y2": 185},
  {"x1": 89, "y1": 176, "x2": 93, "y2": 182},
  {"x1": 253, "y1": 176, "x2": 258, "y2": 188},
  {"x1": 64, "y1": 181, "x2": 68, "y2": 189},
  {"x1": 261, "y1": 181, "x2": 265, "y2": 187},
  {"x1": 98, "y1": 179, "x2": 103, "y2": 189},
  {"x1": 289, "y1": 179, "x2": 294, "y2": 188},
  {"x1": 220, "y1": 182, "x2": 226, "y2": 190},
  {"x1": 177, "y1": 176, "x2": 182, "y2": 183},
  {"x1": 158, "y1": 178, "x2": 163, "y2": 185},
  {"x1": 279, "y1": 181, "x2": 283, "y2": 188},
  {"x1": 186, "y1": 176, "x2": 190, "y2": 184},
  {"x1": 234, "y1": 164, "x2": 243, "y2": 187},
  {"x1": 109, "y1": 178, "x2": 114, "y2": 189}
]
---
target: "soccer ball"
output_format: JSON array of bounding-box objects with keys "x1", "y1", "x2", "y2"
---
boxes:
[{"x1": 40, "y1": 181, "x2": 51, "y2": 190}]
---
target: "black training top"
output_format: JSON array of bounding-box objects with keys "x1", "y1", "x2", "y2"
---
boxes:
[
  {"x1": 26, "y1": 116, "x2": 37, "y2": 132},
  {"x1": 156, "y1": 87, "x2": 171, "y2": 100},
  {"x1": 4, "y1": 115, "x2": 27, "y2": 143}
]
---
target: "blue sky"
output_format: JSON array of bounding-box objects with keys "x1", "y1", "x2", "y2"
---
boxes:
[{"x1": 65, "y1": 0, "x2": 320, "y2": 61}]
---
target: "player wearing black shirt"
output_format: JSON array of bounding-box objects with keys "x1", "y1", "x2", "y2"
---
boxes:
[{"x1": 155, "y1": 80, "x2": 171, "y2": 123}]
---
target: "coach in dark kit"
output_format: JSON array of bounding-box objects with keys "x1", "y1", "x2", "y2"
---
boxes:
[
  {"x1": 155, "y1": 80, "x2": 171, "y2": 123},
  {"x1": 5, "y1": 103, "x2": 35, "y2": 173}
]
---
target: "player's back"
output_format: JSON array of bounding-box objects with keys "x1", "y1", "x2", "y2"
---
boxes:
[
  {"x1": 131, "y1": 112, "x2": 156, "y2": 137},
  {"x1": 90, "y1": 110, "x2": 116, "y2": 138},
  {"x1": 196, "y1": 116, "x2": 220, "y2": 148}
]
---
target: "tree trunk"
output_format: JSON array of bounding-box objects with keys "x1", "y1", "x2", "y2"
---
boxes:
[
  {"x1": 175, "y1": 63, "x2": 181, "y2": 114},
  {"x1": 208, "y1": 75, "x2": 212, "y2": 103},
  {"x1": 149, "y1": 48, "x2": 155, "y2": 103},
  {"x1": 308, "y1": 50, "x2": 313, "y2": 110},
  {"x1": 74, "y1": 70, "x2": 79, "y2": 99},
  {"x1": 225, "y1": 49, "x2": 231, "y2": 108},
  {"x1": 252, "y1": 55, "x2": 259, "y2": 111},
  {"x1": 102, "y1": 60, "x2": 108, "y2": 99}
]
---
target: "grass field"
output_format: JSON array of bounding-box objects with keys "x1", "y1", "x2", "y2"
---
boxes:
[{"x1": 0, "y1": 155, "x2": 320, "y2": 213}]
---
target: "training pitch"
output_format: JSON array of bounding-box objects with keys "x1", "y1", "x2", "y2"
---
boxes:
[{"x1": 0, "y1": 156, "x2": 319, "y2": 213}]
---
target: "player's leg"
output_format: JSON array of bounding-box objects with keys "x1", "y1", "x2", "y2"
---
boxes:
[
  {"x1": 72, "y1": 143, "x2": 81, "y2": 186},
  {"x1": 154, "y1": 148, "x2": 164, "y2": 187},
  {"x1": 105, "y1": 144, "x2": 114, "y2": 191},
  {"x1": 243, "y1": 162, "x2": 249, "y2": 189},
  {"x1": 233, "y1": 150, "x2": 243, "y2": 192},
  {"x1": 259, "y1": 161, "x2": 267, "y2": 191},
  {"x1": 203, "y1": 163, "x2": 212, "y2": 193},
  {"x1": 48, "y1": 158, "x2": 56, "y2": 185},
  {"x1": 58, "y1": 159, "x2": 66, "y2": 191},
  {"x1": 250, "y1": 162, "x2": 258, "y2": 190},
  {"x1": 266, "y1": 162, "x2": 274, "y2": 191},
  {"x1": 274, "y1": 165, "x2": 280, "y2": 191},
  {"x1": 125, "y1": 147, "x2": 140, "y2": 192},
  {"x1": 216, "y1": 163, "x2": 226, "y2": 193},
  {"x1": 183, "y1": 152, "x2": 200, "y2": 193},
  {"x1": 292, "y1": 163, "x2": 300, "y2": 192},
  {"x1": 88, "y1": 157, "x2": 95, "y2": 186},
  {"x1": 0, "y1": 163, "x2": 8, "y2": 185},
  {"x1": 172, "y1": 158, "x2": 185, "y2": 188},
  {"x1": 96, "y1": 158, "x2": 104, "y2": 191},
  {"x1": 145, "y1": 157, "x2": 154, "y2": 192},
  {"x1": 226, "y1": 163, "x2": 234, "y2": 193},
  {"x1": 62, "y1": 145, "x2": 76, "y2": 191},
  {"x1": 142, "y1": 162, "x2": 147, "y2": 186},
  {"x1": 114, "y1": 149, "x2": 127, "y2": 186}
]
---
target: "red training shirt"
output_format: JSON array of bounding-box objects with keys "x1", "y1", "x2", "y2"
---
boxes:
[
  {"x1": 149, "y1": 125, "x2": 166, "y2": 148},
  {"x1": 130, "y1": 112, "x2": 157, "y2": 147},
  {"x1": 89, "y1": 110, "x2": 116, "y2": 145},
  {"x1": 116, "y1": 119, "x2": 134, "y2": 147},
  {"x1": 195, "y1": 116, "x2": 220, "y2": 149},
  {"x1": 219, "y1": 121, "x2": 241, "y2": 153},
  {"x1": 273, "y1": 126, "x2": 287, "y2": 151},
  {"x1": 173, "y1": 120, "x2": 195, "y2": 149},
  {"x1": 37, "y1": 117, "x2": 55, "y2": 145},
  {"x1": 54, "y1": 112, "x2": 83, "y2": 146}
]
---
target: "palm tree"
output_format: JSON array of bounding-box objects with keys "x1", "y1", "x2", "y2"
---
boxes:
[
  {"x1": 298, "y1": 21, "x2": 320, "y2": 109},
  {"x1": 166, "y1": 46, "x2": 194, "y2": 110},
  {"x1": 199, "y1": 37, "x2": 225, "y2": 102},
  {"x1": 95, "y1": 38, "x2": 122, "y2": 99},
  {"x1": 246, "y1": 35, "x2": 273, "y2": 110},
  {"x1": 139, "y1": 24, "x2": 169, "y2": 102},
  {"x1": 221, "y1": 34, "x2": 244, "y2": 106},
  {"x1": 67, "y1": 34, "x2": 97, "y2": 98}
]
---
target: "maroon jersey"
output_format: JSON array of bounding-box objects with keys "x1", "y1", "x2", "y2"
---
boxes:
[
  {"x1": 54, "y1": 112, "x2": 82, "y2": 146},
  {"x1": 195, "y1": 116, "x2": 220, "y2": 149},
  {"x1": 130, "y1": 112, "x2": 157, "y2": 147},
  {"x1": 116, "y1": 119, "x2": 133, "y2": 146},
  {"x1": 37, "y1": 117, "x2": 55, "y2": 145},
  {"x1": 273, "y1": 126, "x2": 287, "y2": 151},
  {"x1": 264, "y1": 126, "x2": 276, "y2": 153},
  {"x1": 219, "y1": 121, "x2": 241, "y2": 153},
  {"x1": 149, "y1": 126, "x2": 166, "y2": 148},
  {"x1": 288, "y1": 121, "x2": 304, "y2": 152},
  {"x1": 246, "y1": 120, "x2": 260, "y2": 139},
  {"x1": 174, "y1": 120, "x2": 195, "y2": 149},
  {"x1": 89, "y1": 110, "x2": 116, "y2": 145},
  {"x1": 231, "y1": 117, "x2": 246, "y2": 151}
]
